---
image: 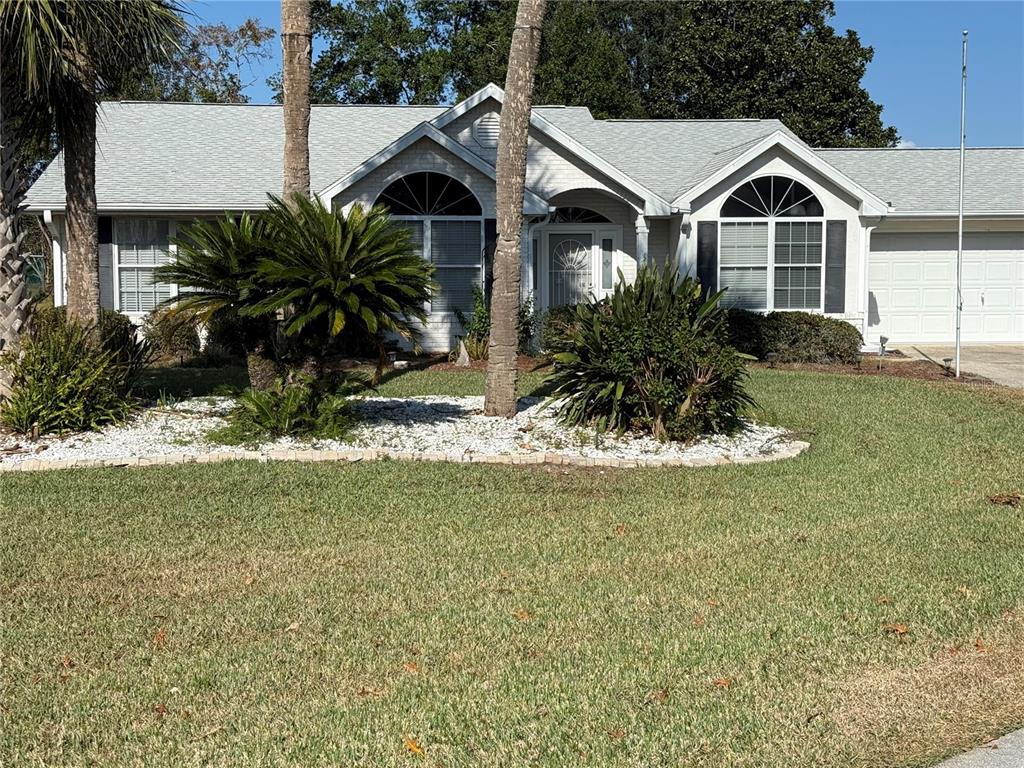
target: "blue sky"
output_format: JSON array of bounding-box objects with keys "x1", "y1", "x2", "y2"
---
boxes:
[{"x1": 186, "y1": 0, "x2": 1024, "y2": 147}]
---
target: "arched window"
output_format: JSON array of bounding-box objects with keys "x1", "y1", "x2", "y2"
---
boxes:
[
  {"x1": 717, "y1": 176, "x2": 825, "y2": 311},
  {"x1": 551, "y1": 206, "x2": 611, "y2": 224},
  {"x1": 375, "y1": 172, "x2": 484, "y2": 316},
  {"x1": 721, "y1": 176, "x2": 824, "y2": 217},
  {"x1": 375, "y1": 171, "x2": 482, "y2": 216}
]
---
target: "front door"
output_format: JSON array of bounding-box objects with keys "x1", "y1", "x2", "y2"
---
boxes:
[{"x1": 548, "y1": 232, "x2": 594, "y2": 307}]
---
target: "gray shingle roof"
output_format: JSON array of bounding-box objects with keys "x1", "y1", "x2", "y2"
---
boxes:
[
  {"x1": 26, "y1": 101, "x2": 446, "y2": 211},
  {"x1": 534, "y1": 107, "x2": 801, "y2": 199},
  {"x1": 25, "y1": 99, "x2": 1024, "y2": 218},
  {"x1": 815, "y1": 147, "x2": 1024, "y2": 214}
]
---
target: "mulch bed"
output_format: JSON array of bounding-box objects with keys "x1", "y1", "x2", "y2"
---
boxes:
[{"x1": 753, "y1": 358, "x2": 994, "y2": 385}]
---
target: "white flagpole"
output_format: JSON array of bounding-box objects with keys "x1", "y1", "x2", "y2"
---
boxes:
[{"x1": 955, "y1": 30, "x2": 968, "y2": 378}]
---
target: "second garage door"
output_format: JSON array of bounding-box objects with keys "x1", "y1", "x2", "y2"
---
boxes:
[{"x1": 867, "y1": 231, "x2": 1024, "y2": 344}]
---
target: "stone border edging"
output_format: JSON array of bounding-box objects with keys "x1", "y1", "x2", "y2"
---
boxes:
[{"x1": 0, "y1": 440, "x2": 810, "y2": 473}]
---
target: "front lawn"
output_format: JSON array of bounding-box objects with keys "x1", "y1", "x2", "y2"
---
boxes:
[{"x1": 2, "y1": 369, "x2": 1022, "y2": 767}]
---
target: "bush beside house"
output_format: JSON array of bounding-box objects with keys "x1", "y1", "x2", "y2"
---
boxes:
[
  {"x1": 726, "y1": 309, "x2": 862, "y2": 364},
  {"x1": 544, "y1": 267, "x2": 754, "y2": 442}
]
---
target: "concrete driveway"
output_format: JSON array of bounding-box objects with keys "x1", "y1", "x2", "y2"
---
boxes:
[{"x1": 906, "y1": 345, "x2": 1024, "y2": 388}]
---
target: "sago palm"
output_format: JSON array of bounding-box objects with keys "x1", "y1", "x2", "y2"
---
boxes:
[
  {"x1": 250, "y1": 195, "x2": 434, "y2": 382},
  {"x1": 0, "y1": 0, "x2": 185, "y2": 328},
  {"x1": 155, "y1": 213, "x2": 278, "y2": 389}
]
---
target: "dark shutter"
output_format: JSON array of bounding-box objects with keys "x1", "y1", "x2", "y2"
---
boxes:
[
  {"x1": 696, "y1": 221, "x2": 717, "y2": 296},
  {"x1": 824, "y1": 220, "x2": 846, "y2": 313},
  {"x1": 483, "y1": 219, "x2": 497, "y2": 301},
  {"x1": 98, "y1": 216, "x2": 112, "y2": 244}
]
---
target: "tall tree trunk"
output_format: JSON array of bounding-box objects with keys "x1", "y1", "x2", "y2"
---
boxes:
[
  {"x1": 62, "y1": 90, "x2": 101, "y2": 329},
  {"x1": 281, "y1": 0, "x2": 311, "y2": 203},
  {"x1": 0, "y1": 78, "x2": 30, "y2": 399},
  {"x1": 484, "y1": 0, "x2": 546, "y2": 418}
]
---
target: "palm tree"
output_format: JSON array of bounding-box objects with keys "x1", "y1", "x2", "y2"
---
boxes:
[
  {"x1": 0, "y1": 0, "x2": 184, "y2": 330},
  {"x1": 484, "y1": 0, "x2": 546, "y2": 418},
  {"x1": 0, "y1": 72, "x2": 30, "y2": 397},
  {"x1": 281, "y1": 0, "x2": 311, "y2": 201},
  {"x1": 250, "y1": 196, "x2": 433, "y2": 383},
  {"x1": 155, "y1": 213, "x2": 279, "y2": 390}
]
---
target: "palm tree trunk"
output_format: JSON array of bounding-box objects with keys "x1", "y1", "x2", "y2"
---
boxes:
[
  {"x1": 281, "y1": 0, "x2": 311, "y2": 203},
  {"x1": 484, "y1": 0, "x2": 546, "y2": 418},
  {"x1": 63, "y1": 90, "x2": 101, "y2": 329},
  {"x1": 0, "y1": 80, "x2": 30, "y2": 399}
]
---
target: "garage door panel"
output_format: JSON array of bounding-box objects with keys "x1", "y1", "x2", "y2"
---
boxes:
[
  {"x1": 981, "y1": 288, "x2": 1013, "y2": 309},
  {"x1": 923, "y1": 261, "x2": 954, "y2": 282},
  {"x1": 869, "y1": 230, "x2": 1023, "y2": 344},
  {"x1": 922, "y1": 288, "x2": 952, "y2": 309},
  {"x1": 983, "y1": 261, "x2": 1014, "y2": 282}
]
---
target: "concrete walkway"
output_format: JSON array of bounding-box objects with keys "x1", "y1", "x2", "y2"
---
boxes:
[
  {"x1": 906, "y1": 345, "x2": 1024, "y2": 388},
  {"x1": 934, "y1": 728, "x2": 1024, "y2": 767}
]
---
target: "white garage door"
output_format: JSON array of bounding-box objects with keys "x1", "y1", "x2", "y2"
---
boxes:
[{"x1": 868, "y1": 231, "x2": 1024, "y2": 344}]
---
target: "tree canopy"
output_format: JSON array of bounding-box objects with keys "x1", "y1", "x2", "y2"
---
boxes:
[
  {"x1": 118, "y1": 18, "x2": 276, "y2": 103},
  {"x1": 299, "y1": 0, "x2": 898, "y2": 147}
]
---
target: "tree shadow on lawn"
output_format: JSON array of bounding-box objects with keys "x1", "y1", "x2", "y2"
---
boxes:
[{"x1": 140, "y1": 365, "x2": 250, "y2": 400}]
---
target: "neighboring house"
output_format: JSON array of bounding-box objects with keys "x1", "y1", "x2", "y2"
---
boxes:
[{"x1": 24, "y1": 83, "x2": 1024, "y2": 351}]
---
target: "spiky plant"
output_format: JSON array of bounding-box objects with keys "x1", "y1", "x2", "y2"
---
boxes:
[
  {"x1": 155, "y1": 213, "x2": 279, "y2": 389},
  {"x1": 249, "y1": 195, "x2": 434, "y2": 382}
]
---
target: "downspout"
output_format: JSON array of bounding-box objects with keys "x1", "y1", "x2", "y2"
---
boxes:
[{"x1": 42, "y1": 209, "x2": 64, "y2": 307}]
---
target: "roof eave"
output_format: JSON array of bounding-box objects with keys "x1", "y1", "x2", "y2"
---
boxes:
[{"x1": 672, "y1": 131, "x2": 891, "y2": 216}]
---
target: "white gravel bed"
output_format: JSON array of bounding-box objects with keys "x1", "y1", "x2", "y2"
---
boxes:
[{"x1": 0, "y1": 395, "x2": 797, "y2": 468}]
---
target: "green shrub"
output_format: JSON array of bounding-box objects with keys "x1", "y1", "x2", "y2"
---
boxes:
[
  {"x1": 538, "y1": 303, "x2": 583, "y2": 354},
  {"x1": 453, "y1": 285, "x2": 537, "y2": 359},
  {"x1": 1, "y1": 311, "x2": 149, "y2": 435},
  {"x1": 208, "y1": 373, "x2": 362, "y2": 445},
  {"x1": 31, "y1": 306, "x2": 152, "y2": 398},
  {"x1": 726, "y1": 309, "x2": 862, "y2": 363},
  {"x1": 141, "y1": 308, "x2": 201, "y2": 360},
  {"x1": 544, "y1": 267, "x2": 755, "y2": 442},
  {"x1": 453, "y1": 284, "x2": 491, "y2": 360}
]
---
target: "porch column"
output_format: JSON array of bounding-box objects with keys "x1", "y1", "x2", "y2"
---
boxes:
[{"x1": 635, "y1": 213, "x2": 649, "y2": 267}]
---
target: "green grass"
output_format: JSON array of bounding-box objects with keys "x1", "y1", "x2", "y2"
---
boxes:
[{"x1": 2, "y1": 369, "x2": 1022, "y2": 767}]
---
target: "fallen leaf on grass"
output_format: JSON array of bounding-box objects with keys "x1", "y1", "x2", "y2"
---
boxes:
[
  {"x1": 153, "y1": 703, "x2": 168, "y2": 719},
  {"x1": 153, "y1": 628, "x2": 168, "y2": 650},
  {"x1": 642, "y1": 688, "x2": 669, "y2": 706},
  {"x1": 989, "y1": 492, "x2": 1022, "y2": 508},
  {"x1": 975, "y1": 637, "x2": 990, "y2": 653},
  {"x1": 403, "y1": 736, "x2": 424, "y2": 756},
  {"x1": 883, "y1": 623, "x2": 909, "y2": 637},
  {"x1": 402, "y1": 662, "x2": 420, "y2": 674},
  {"x1": 284, "y1": 622, "x2": 300, "y2": 633},
  {"x1": 875, "y1": 596, "x2": 891, "y2": 605},
  {"x1": 613, "y1": 523, "x2": 628, "y2": 536},
  {"x1": 712, "y1": 677, "x2": 733, "y2": 689},
  {"x1": 513, "y1": 609, "x2": 531, "y2": 622},
  {"x1": 607, "y1": 727, "x2": 626, "y2": 740}
]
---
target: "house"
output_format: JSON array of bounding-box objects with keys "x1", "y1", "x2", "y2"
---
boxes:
[{"x1": 24, "y1": 83, "x2": 1024, "y2": 352}]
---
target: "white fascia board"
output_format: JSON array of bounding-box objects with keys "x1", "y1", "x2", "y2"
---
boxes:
[
  {"x1": 673, "y1": 131, "x2": 891, "y2": 216},
  {"x1": 25, "y1": 202, "x2": 270, "y2": 214},
  {"x1": 429, "y1": 83, "x2": 506, "y2": 130},
  {"x1": 432, "y1": 82, "x2": 673, "y2": 217},
  {"x1": 317, "y1": 120, "x2": 549, "y2": 215},
  {"x1": 884, "y1": 210, "x2": 1024, "y2": 219}
]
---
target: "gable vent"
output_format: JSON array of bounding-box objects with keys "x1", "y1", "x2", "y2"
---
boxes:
[{"x1": 473, "y1": 113, "x2": 500, "y2": 147}]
